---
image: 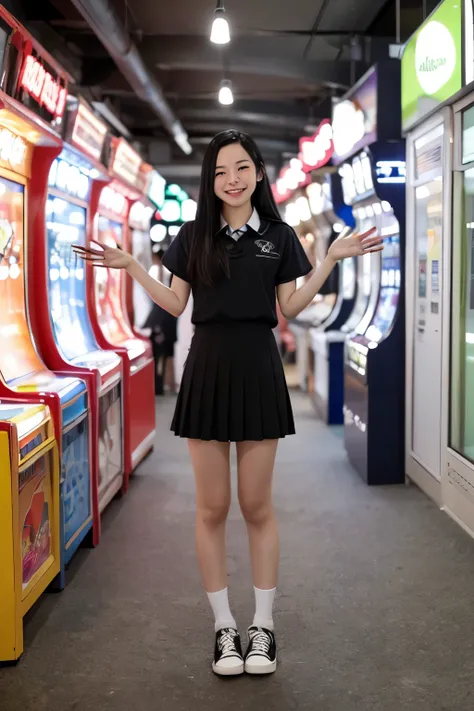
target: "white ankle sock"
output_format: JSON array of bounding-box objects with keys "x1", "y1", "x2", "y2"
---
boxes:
[
  {"x1": 207, "y1": 588, "x2": 237, "y2": 632},
  {"x1": 252, "y1": 586, "x2": 276, "y2": 631}
]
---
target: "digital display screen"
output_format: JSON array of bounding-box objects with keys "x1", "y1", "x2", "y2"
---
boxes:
[
  {"x1": 361, "y1": 153, "x2": 374, "y2": 191},
  {"x1": 340, "y1": 153, "x2": 374, "y2": 205},
  {"x1": 47, "y1": 196, "x2": 98, "y2": 361},
  {"x1": 367, "y1": 235, "x2": 401, "y2": 342},
  {"x1": 352, "y1": 157, "x2": 366, "y2": 195},
  {"x1": 0, "y1": 177, "x2": 47, "y2": 382},
  {"x1": 0, "y1": 218, "x2": 13, "y2": 259},
  {"x1": 339, "y1": 163, "x2": 356, "y2": 205},
  {"x1": 342, "y1": 258, "x2": 356, "y2": 299}
]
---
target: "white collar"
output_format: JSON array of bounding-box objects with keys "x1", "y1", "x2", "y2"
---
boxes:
[{"x1": 220, "y1": 207, "x2": 261, "y2": 235}]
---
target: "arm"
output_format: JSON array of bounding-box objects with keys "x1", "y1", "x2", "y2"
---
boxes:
[
  {"x1": 72, "y1": 234, "x2": 191, "y2": 318},
  {"x1": 277, "y1": 256, "x2": 336, "y2": 320},
  {"x1": 277, "y1": 226, "x2": 383, "y2": 320},
  {"x1": 126, "y1": 260, "x2": 190, "y2": 318}
]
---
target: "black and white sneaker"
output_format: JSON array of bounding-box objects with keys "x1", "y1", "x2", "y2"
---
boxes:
[
  {"x1": 244, "y1": 626, "x2": 277, "y2": 674},
  {"x1": 212, "y1": 628, "x2": 244, "y2": 676}
]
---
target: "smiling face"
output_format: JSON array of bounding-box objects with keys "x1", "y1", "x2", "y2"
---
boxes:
[{"x1": 214, "y1": 142, "x2": 262, "y2": 208}]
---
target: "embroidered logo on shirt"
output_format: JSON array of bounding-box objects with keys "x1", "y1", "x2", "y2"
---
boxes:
[{"x1": 255, "y1": 240, "x2": 280, "y2": 258}]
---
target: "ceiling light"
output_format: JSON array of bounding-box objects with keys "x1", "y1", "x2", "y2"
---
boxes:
[
  {"x1": 210, "y1": 2, "x2": 230, "y2": 44},
  {"x1": 218, "y1": 79, "x2": 234, "y2": 106}
]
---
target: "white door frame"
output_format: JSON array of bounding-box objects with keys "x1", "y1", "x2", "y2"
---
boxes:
[
  {"x1": 405, "y1": 108, "x2": 453, "y2": 505},
  {"x1": 441, "y1": 91, "x2": 474, "y2": 538}
]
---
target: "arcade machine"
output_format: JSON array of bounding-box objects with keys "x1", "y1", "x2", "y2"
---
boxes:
[
  {"x1": 0, "y1": 402, "x2": 60, "y2": 662},
  {"x1": 308, "y1": 173, "x2": 358, "y2": 423},
  {"x1": 28, "y1": 97, "x2": 125, "y2": 528},
  {"x1": 88, "y1": 137, "x2": 155, "y2": 478},
  {"x1": 126, "y1": 169, "x2": 165, "y2": 331},
  {"x1": 0, "y1": 16, "x2": 93, "y2": 585},
  {"x1": 284, "y1": 186, "x2": 339, "y2": 391},
  {"x1": 332, "y1": 62, "x2": 405, "y2": 484}
]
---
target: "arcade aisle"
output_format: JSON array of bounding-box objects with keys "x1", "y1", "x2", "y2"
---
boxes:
[{"x1": 3, "y1": 392, "x2": 474, "y2": 711}]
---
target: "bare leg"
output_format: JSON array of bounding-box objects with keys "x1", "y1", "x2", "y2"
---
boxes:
[
  {"x1": 236, "y1": 440, "x2": 279, "y2": 590},
  {"x1": 188, "y1": 439, "x2": 231, "y2": 592}
]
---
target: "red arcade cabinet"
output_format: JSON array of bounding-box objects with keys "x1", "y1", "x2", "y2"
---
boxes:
[
  {"x1": 0, "y1": 10, "x2": 93, "y2": 582},
  {"x1": 87, "y1": 137, "x2": 155, "y2": 481},
  {"x1": 28, "y1": 97, "x2": 126, "y2": 534}
]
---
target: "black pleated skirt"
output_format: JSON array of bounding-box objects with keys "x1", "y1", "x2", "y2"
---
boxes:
[{"x1": 171, "y1": 322, "x2": 295, "y2": 442}]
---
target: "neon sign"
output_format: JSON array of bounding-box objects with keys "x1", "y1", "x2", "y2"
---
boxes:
[
  {"x1": 298, "y1": 120, "x2": 334, "y2": 172},
  {"x1": 339, "y1": 152, "x2": 375, "y2": 205},
  {"x1": 49, "y1": 158, "x2": 91, "y2": 201},
  {"x1": 129, "y1": 201, "x2": 154, "y2": 231},
  {"x1": 147, "y1": 170, "x2": 166, "y2": 208},
  {"x1": 20, "y1": 54, "x2": 67, "y2": 118},
  {"x1": 0, "y1": 129, "x2": 27, "y2": 168},
  {"x1": 111, "y1": 138, "x2": 142, "y2": 188},
  {"x1": 71, "y1": 103, "x2": 107, "y2": 162},
  {"x1": 375, "y1": 160, "x2": 406, "y2": 184},
  {"x1": 99, "y1": 186, "x2": 128, "y2": 218},
  {"x1": 331, "y1": 67, "x2": 378, "y2": 164},
  {"x1": 272, "y1": 159, "x2": 309, "y2": 203}
]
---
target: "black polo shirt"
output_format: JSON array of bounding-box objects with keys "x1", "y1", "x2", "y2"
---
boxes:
[{"x1": 162, "y1": 217, "x2": 312, "y2": 328}]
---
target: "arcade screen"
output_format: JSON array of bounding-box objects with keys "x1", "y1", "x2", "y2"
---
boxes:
[
  {"x1": 47, "y1": 196, "x2": 98, "y2": 361},
  {"x1": 367, "y1": 235, "x2": 401, "y2": 342},
  {"x1": 131, "y1": 228, "x2": 153, "y2": 328},
  {"x1": 95, "y1": 216, "x2": 134, "y2": 345},
  {"x1": 342, "y1": 258, "x2": 356, "y2": 300},
  {"x1": 0, "y1": 177, "x2": 44, "y2": 382}
]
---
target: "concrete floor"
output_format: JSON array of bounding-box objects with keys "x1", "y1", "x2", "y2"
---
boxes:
[{"x1": 3, "y1": 391, "x2": 474, "y2": 711}]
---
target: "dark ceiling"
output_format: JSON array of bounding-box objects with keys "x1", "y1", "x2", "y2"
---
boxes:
[{"x1": 9, "y1": 0, "x2": 440, "y2": 193}]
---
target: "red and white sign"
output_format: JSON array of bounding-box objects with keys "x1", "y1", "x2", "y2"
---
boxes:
[
  {"x1": 20, "y1": 54, "x2": 67, "y2": 118},
  {"x1": 272, "y1": 159, "x2": 310, "y2": 204},
  {"x1": 298, "y1": 119, "x2": 334, "y2": 173},
  {"x1": 99, "y1": 185, "x2": 128, "y2": 218},
  {"x1": 71, "y1": 102, "x2": 108, "y2": 162},
  {"x1": 110, "y1": 138, "x2": 142, "y2": 188}
]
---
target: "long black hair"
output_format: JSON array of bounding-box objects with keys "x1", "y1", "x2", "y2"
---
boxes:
[{"x1": 188, "y1": 130, "x2": 282, "y2": 286}]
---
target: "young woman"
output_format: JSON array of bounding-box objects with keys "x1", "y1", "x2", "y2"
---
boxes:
[{"x1": 73, "y1": 130, "x2": 382, "y2": 677}]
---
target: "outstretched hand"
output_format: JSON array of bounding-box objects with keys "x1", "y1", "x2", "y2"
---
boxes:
[
  {"x1": 327, "y1": 227, "x2": 383, "y2": 263},
  {"x1": 72, "y1": 240, "x2": 133, "y2": 270}
]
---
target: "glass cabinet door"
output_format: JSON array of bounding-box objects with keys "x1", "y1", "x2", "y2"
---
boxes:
[{"x1": 450, "y1": 166, "x2": 474, "y2": 461}]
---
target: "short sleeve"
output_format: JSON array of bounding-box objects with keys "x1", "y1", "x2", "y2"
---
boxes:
[
  {"x1": 276, "y1": 226, "x2": 313, "y2": 285},
  {"x1": 162, "y1": 222, "x2": 191, "y2": 282}
]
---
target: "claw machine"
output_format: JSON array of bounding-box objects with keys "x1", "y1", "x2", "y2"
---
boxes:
[
  {"x1": 0, "y1": 13, "x2": 93, "y2": 584},
  {"x1": 332, "y1": 61, "x2": 406, "y2": 484},
  {"x1": 0, "y1": 402, "x2": 60, "y2": 662},
  {"x1": 28, "y1": 97, "x2": 125, "y2": 530},
  {"x1": 88, "y1": 137, "x2": 155, "y2": 479}
]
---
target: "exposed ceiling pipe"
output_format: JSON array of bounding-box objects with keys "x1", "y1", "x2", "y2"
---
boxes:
[{"x1": 69, "y1": 0, "x2": 192, "y2": 155}]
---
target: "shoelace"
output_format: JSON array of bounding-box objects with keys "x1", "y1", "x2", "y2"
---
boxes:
[
  {"x1": 250, "y1": 629, "x2": 271, "y2": 654},
  {"x1": 218, "y1": 629, "x2": 239, "y2": 657}
]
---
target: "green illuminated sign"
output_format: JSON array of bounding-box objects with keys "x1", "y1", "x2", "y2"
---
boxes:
[{"x1": 401, "y1": 0, "x2": 462, "y2": 131}]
